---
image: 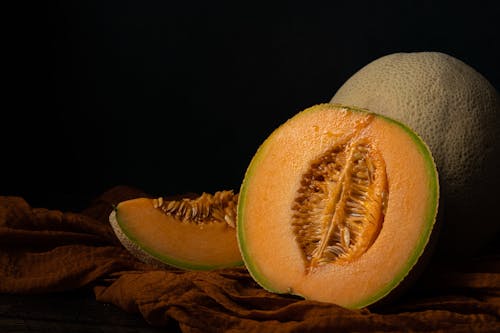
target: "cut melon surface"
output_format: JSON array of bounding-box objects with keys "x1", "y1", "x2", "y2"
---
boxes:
[
  {"x1": 111, "y1": 196, "x2": 243, "y2": 270},
  {"x1": 237, "y1": 104, "x2": 439, "y2": 308}
]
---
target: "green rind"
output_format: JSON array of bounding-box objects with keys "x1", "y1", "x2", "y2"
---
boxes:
[
  {"x1": 111, "y1": 209, "x2": 244, "y2": 271},
  {"x1": 237, "y1": 103, "x2": 439, "y2": 308},
  {"x1": 237, "y1": 134, "x2": 277, "y2": 290}
]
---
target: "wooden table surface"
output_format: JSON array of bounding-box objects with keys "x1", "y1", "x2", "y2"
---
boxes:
[{"x1": 0, "y1": 288, "x2": 179, "y2": 333}]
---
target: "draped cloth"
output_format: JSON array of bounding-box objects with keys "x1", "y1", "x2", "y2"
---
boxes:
[{"x1": 1, "y1": 186, "x2": 498, "y2": 332}]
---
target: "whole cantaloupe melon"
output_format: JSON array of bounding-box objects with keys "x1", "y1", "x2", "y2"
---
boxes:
[{"x1": 331, "y1": 52, "x2": 500, "y2": 257}]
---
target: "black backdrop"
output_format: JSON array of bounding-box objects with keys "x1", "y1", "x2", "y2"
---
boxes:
[{"x1": 4, "y1": 1, "x2": 500, "y2": 211}]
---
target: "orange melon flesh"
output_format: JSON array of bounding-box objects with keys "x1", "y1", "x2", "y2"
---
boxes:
[
  {"x1": 112, "y1": 198, "x2": 243, "y2": 270},
  {"x1": 237, "y1": 104, "x2": 438, "y2": 308}
]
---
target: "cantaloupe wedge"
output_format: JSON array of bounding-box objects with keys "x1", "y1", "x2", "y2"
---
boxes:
[
  {"x1": 237, "y1": 104, "x2": 439, "y2": 308},
  {"x1": 110, "y1": 191, "x2": 243, "y2": 270}
]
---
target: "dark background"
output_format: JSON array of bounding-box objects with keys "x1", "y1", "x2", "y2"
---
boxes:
[{"x1": 3, "y1": 1, "x2": 500, "y2": 212}]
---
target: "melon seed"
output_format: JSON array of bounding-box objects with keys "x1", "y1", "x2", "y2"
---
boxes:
[
  {"x1": 153, "y1": 190, "x2": 238, "y2": 227},
  {"x1": 292, "y1": 133, "x2": 388, "y2": 271}
]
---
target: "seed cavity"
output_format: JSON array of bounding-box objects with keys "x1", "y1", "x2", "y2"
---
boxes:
[
  {"x1": 292, "y1": 128, "x2": 388, "y2": 271},
  {"x1": 153, "y1": 190, "x2": 238, "y2": 228}
]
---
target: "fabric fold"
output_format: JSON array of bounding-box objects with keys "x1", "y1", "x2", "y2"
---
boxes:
[{"x1": 0, "y1": 187, "x2": 152, "y2": 293}]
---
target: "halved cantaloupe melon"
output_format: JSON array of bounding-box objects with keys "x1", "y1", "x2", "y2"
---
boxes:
[
  {"x1": 237, "y1": 103, "x2": 439, "y2": 308},
  {"x1": 110, "y1": 191, "x2": 243, "y2": 270}
]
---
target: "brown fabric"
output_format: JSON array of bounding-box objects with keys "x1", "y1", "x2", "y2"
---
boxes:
[{"x1": 1, "y1": 186, "x2": 499, "y2": 332}]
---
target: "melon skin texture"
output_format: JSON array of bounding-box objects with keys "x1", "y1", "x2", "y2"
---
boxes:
[
  {"x1": 110, "y1": 196, "x2": 243, "y2": 271},
  {"x1": 237, "y1": 104, "x2": 439, "y2": 309},
  {"x1": 331, "y1": 52, "x2": 500, "y2": 257}
]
